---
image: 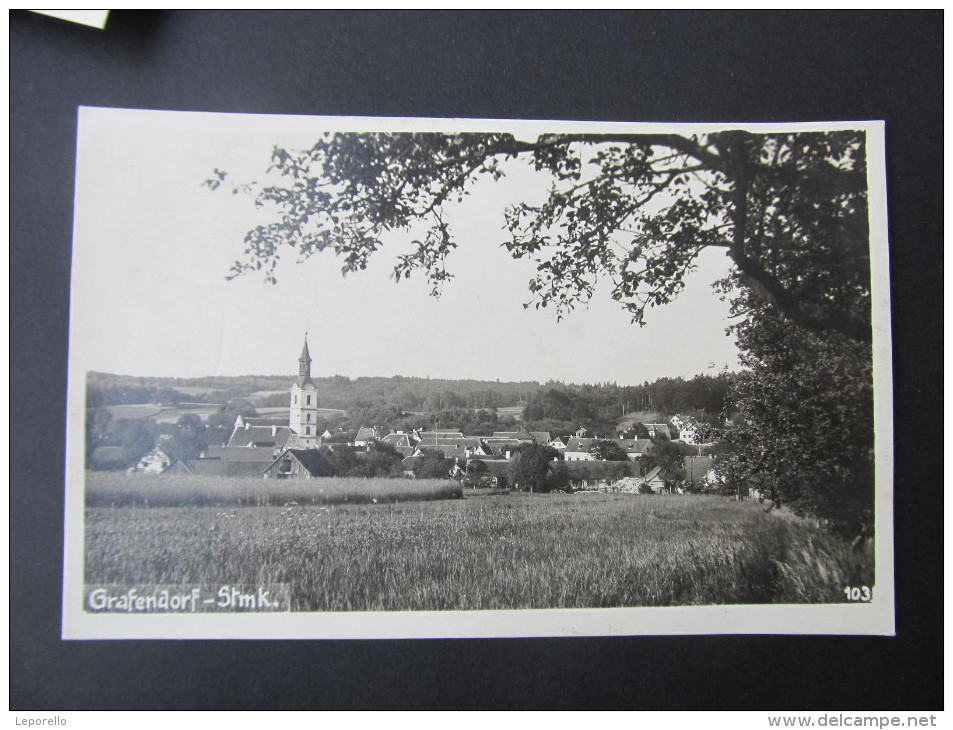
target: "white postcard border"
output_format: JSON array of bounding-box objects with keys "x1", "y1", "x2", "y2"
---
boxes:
[{"x1": 62, "y1": 110, "x2": 894, "y2": 639}]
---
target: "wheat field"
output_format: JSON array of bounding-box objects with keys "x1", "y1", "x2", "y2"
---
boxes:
[{"x1": 83, "y1": 474, "x2": 873, "y2": 610}]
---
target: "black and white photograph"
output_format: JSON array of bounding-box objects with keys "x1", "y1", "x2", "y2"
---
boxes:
[{"x1": 63, "y1": 109, "x2": 893, "y2": 639}]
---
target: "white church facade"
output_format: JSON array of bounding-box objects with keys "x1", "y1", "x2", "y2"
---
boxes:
[{"x1": 288, "y1": 335, "x2": 320, "y2": 448}]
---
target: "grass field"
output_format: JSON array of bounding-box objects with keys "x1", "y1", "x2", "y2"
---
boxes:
[
  {"x1": 84, "y1": 474, "x2": 873, "y2": 610},
  {"x1": 86, "y1": 471, "x2": 462, "y2": 507}
]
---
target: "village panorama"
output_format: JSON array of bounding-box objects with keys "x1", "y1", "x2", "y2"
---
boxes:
[
  {"x1": 73, "y1": 118, "x2": 887, "y2": 629},
  {"x1": 82, "y1": 333, "x2": 875, "y2": 616},
  {"x1": 88, "y1": 335, "x2": 724, "y2": 493}
]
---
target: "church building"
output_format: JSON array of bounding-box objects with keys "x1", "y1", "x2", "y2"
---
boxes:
[{"x1": 289, "y1": 335, "x2": 320, "y2": 448}]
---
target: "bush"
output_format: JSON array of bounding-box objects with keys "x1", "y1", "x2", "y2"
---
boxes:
[{"x1": 466, "y1": 459, "x2": 488, "y2": 474}]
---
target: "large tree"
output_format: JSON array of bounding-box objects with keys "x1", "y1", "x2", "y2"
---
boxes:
[
  {"x1": 209, "y1": 128, "x2": 874, "y2": 527},
  {"x1": 207, "y1": 129, "x2": 870, "y2": 343},
  {"x1": 508, "y1": 443, "x2": 565, "y2": 493}
]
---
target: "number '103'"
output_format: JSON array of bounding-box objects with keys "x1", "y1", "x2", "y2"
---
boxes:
[{"x1": 844, "y1": 586, "x2": 872, "y2": 602}]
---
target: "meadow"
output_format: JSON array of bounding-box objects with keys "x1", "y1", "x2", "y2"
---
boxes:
[{"x1": 84, "y1": 473, "x2": 874, "y2": 610}]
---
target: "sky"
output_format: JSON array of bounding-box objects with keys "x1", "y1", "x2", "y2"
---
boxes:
[{"x1": 70, "y1": 108, "x2": 743, "y2": 386}]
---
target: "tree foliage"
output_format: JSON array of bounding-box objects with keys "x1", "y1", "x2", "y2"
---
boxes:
[
  {"x1": 642, "y1": 439, "x2": 691, "y2": 485},
  {"x1": 413, "y1": 448, "x2": 453, "y2": 479},
  {"x1": 210, "y1": 128, "x2": 875, "y2": 528},
  {"x1": 714, "y1": 302, "x2": 873, "y2": 533},
  {"x1": 589, "y1": 439, "x2": 629, "y2": 461},
  {"x1": 508, "y1": 443, "x2": 565, "y2": 493},
  {"x1": 209, "y1": 129, "x2": 870, "y2": 344}
]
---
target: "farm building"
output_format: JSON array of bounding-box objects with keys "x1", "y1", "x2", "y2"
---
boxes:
[
  {"x1": 263, "y1": 448, "x2": 334, "y2": 479},
  {"x1": 641, "y1": 466, "x2": 668, "y2": 494}
]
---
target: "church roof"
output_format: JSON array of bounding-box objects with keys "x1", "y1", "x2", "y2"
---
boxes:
[{"x1": 300, "y1": 337, "x2": 311, "y2": 362}]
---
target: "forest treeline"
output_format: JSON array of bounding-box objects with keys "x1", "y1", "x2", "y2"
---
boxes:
[{"x1": 86, "y1": 370, "x2": 731, "y2": 426}]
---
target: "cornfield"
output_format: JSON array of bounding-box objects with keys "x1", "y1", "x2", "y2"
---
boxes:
[{"x1": 84, "y1": 473, "x2": 874, "y2": 610}]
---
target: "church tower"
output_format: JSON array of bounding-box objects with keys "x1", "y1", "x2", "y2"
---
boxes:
[{"x1": 289, "y1": 334, "x2": 319, "y2": 448}]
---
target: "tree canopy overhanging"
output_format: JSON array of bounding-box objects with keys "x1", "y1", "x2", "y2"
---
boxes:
[
  {"x1": 206, "y1": 129, "x2": 871, "y2": 344},
  {"x1": 208, "y1": 128, "x2": 876, "y2": 531}
]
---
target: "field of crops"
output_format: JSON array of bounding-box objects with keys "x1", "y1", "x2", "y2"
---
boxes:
[
  {"x1": 86, "y1": 471, "x2": 462, "y2": 507},
  {"x1": 84, "y1": 474, "x2": 874, "y2": 610}
]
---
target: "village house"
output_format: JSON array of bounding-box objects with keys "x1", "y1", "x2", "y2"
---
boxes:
[
  {"x1": 148, "y1": 337, "x2": 727, "y2": 486},
  {"x1": 380, "y1": 432, "x2": 416, "y2": 457},
  {"x1": 669, "y1": 414, "x2": 688, "y2": 431},
  {"x1": 134, "y1": 447, "x2": 171, "y2": 474},
  {"x1": 353, "y1": 425, "x2": 381, "y2": 447},
  {"x1": 644, "y1": 423, "x2": 672, "y2": 440},
  {"x1": 678, "y1": 422, "x2": 702, "y2": 444},
  {"x1": 262, "y1": 448, "x2": 334, "y2": 479},
  {"x1": 640, "y1": 466, "x2": 668, "y2": 494},
  {"x1": 563, "y1": 437, "x2": 598, "y2": 461},
  {"x1": 618, "y1": 438, "x2": 653, "y2": 460}
]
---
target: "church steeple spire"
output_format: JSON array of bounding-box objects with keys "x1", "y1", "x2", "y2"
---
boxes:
[
  {"x1": 290, "y1": 334, "x2": 319, "y2": 447},
  {"x1": 298, "y1": 332, "x2": 312, "y2": 379}
]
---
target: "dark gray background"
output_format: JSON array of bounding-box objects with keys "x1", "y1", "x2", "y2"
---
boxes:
[{"x1": 10, "y1": 10, "x2": 943, "y2": 710}]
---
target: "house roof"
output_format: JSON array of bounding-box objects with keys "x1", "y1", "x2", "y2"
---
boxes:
[
  {"x1": 220, "y1": 446, "x2": 277, "y2": 462},
  {"x1": 645, "y1": 423, "x2": 672, "y2": 439},
  {"x1": 227, "y1": 425, "x2": 296, "y2": 448},
  {"x1": 381, "y1": 433, "x2": 413, "y2": 448},
  {"x1": 528, "y1": 431, "x2": 551, "y2": 443},
  {"x1": 188, "y1": 459, "x2": 226, "y2": 477},
  {"x1": 622, "y1": 438, "x2": 652, "y2": 454},
  {"x1": 272, "y1": 448, "x2": 334, "y2": 477},
  {"x1": 226, "y1": 461, "x2": 273, "y2": 477},
  {"x1": 355, "y1": 426, "x2": 379, "y2": 441},
  {"x1": 491, "y1": 431, "x2": 534, "y2": 440},
  {"x1": 642, "y1": 466, "x2": 664, "y2": 484},
  {"x1": 417, "y1": 430, "x2": 464, "y2": 440},
  {"x1": 414, "y1": 441, "x2": 481, "y2": 458},
  {"x1": 482, "y1": 439, "x2": 521, "y2": 456},
  {"x1": 240, "y1": 417, "x2": 288, "y2": 428},
  {"x1": 564, "y1": 437, "x2": 596, "y2": 452}
]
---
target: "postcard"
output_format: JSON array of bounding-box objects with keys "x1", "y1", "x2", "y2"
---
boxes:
[{"x1": 63, "y1": 108, "x2": 893, "y2": 638}]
